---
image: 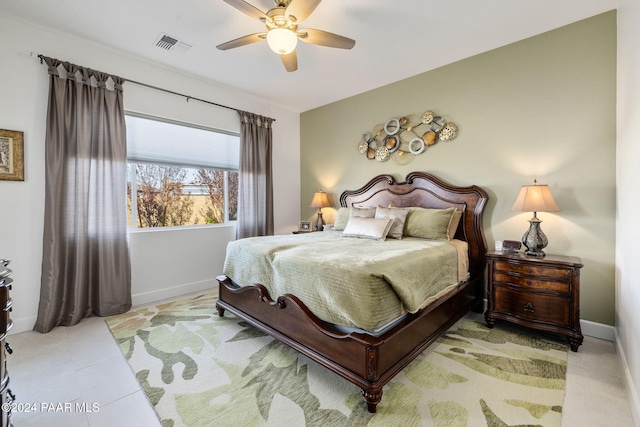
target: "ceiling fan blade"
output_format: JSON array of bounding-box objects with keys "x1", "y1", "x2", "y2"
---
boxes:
[
  {"x1": 216, "y1": 33, "x2": 267, "y2": 50},
  {"x1": 298, "y1": 28, "x2": 355, "y2": 49},
  {"x1": 222, "y1": 0, "x2": 269, "y2": 21},
  {"x1": 286, "y1": 0, "x2": 322, "y2": 22},
  {"x1": 281, "y1": 50, "x2": 298, "y2": 72}
]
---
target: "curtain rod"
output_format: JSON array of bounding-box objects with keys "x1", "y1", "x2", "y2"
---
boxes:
[
  {"x1": 35, "y1": 53, "x2": 275, "y2": 121},
  {"x1": 124, "y1": 78, "x2": 238, "y2": 113}
]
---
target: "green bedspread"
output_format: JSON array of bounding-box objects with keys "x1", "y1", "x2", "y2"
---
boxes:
[{"x1": 223, "y1": 231, "x2": 467, "y2": 332}]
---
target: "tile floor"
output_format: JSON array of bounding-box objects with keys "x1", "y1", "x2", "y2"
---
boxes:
[{"x1": 4, "y1": 295, "x2": 636, "y2": 427}]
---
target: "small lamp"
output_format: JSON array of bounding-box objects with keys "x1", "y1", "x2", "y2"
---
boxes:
[
  {"x1": 310, "y1": 190, "x2": 331, "y2": 231},
  {"x1": 511, "y1": 180, "x2": 560, "y2": 257}
]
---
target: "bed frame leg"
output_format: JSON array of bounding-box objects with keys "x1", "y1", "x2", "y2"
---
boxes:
[
  {"x1": 362, "y1": 389, "x2": 382, "y2": 413},
  {"x1": 215, "y1": 302, "x2": 225, "y2": 317}
]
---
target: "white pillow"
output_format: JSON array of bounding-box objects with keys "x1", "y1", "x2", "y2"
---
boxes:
[
  {"x1": 350, "y1": 207, "x2": 376, "y2": 218},
  {"x1": 332, "y1": 208, "x2": 351, "y2": 231},
  {"x1": 342, "y1": 217, "x2": 394, "y2": 240},
  {"x1": 375, "y1": 207, "x2": 410, "y2": 239}
]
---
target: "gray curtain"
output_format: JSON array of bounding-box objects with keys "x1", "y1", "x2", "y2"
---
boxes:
[
  {"x1": 34, "y1": 57, "x2": 131, "y2": 333},
  {"x1": 236, "y1": 111, "x2": 275, "y2": 238}
]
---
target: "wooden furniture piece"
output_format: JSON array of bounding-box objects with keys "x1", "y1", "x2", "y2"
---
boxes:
[
  {"x1": 216, "y1": 172, "x2": 488, "y2": 412},
  {"x1": 485, "y1": 250, "x2": 583, "y2": 351},
  {"x1": 0, "y1": 260, "x2": 14, "y2": 427}
]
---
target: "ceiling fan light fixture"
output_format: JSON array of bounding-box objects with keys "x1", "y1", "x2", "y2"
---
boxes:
[{"x1": 267, "y1": 28, "x2": 298, "y2": 55}]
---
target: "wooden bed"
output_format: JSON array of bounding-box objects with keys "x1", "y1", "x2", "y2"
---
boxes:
[{"x1": 215, "y1": 171, "x2": 488, "y2": 413}]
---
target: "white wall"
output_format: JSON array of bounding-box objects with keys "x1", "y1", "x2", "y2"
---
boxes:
[
  {"x1": 616, "y1": 3, "x2": 640, "y2": 424},
  {"x1": 0, "y1": 15, "x2": 301, "y2": 333}
]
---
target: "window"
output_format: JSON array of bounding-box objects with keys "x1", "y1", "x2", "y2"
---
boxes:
[{"x1": 125, "y1": 113, "x2": 239, "y2": 228}]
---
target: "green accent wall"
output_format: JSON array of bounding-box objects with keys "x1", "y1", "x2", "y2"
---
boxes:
[{"x1": 300, "y1": 11, "x2": 616, "y2": 325}]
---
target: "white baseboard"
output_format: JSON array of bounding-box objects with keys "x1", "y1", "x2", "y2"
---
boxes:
[
  {"x1": 131, "y1": 278, "x2": 216, "y2": 307},
  {"x1": 9, "y1": 315, "x2": 37, "y2": 335},
  {"x1": 614, "y1": 329, "x2": 640, "y2": 427},
  {"x1": 580, "y1": 319, "x2": 616, "y2": 341}
]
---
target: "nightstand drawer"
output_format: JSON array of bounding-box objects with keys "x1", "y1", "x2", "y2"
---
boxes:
[
  {"x1": 493, "y1": 272, "x2": 570, "y2": 293},
  {"x1": 494, "y1": 260, "x2": 572, "y2": 280},
  {"x1": 494, "y1": 286, "x2": 570, "y2": 325}
]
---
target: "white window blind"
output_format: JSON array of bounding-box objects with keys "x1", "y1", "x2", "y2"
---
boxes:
[{"x1": 125, "y1": 113, "x2": 239, "y2": 170}]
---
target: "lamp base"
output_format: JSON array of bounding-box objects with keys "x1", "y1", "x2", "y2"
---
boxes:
[
  {"x1": 521, "y1": 216, "x2": 548, "y2": 257},
  {"x1": 524, "y1": 248, "x2": 546, "y2": 257},
  {"x1": 315, "y1": 211, "x2": 324, "y2": 232}
]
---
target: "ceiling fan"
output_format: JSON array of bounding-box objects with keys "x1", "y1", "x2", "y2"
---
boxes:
[{"x1": 217, "y1": 0, "x2": 356, "y2": 72}]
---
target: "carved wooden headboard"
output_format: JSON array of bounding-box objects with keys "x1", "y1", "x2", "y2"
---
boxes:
[{"x1": 340, "y1": 171, "x2": 489, "y2": 274}]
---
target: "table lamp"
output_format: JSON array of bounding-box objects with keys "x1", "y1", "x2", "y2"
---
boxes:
[
  {"x1": 310, "y1": 190, "x2": 331, "y2": 231},
  {"x1": 511, "y1": 180, "x2": 560, "y2": 257}
]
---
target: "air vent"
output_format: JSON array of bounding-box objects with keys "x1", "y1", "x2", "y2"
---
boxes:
[{"x1": 154, "y1": 33, "x2": 192, "y2": 53}]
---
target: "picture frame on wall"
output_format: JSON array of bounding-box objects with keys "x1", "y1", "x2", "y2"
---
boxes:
[
  {"x1": 298, "y1": 221, "x2": 312, "y2": 232},
  {"x1": 0, "y1": 129, "x2": 24, "y2": 181}
]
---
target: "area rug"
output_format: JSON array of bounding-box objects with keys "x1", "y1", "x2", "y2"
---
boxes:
[{"x1": 105, "y1": 292, "x2": 568, "y2": 427}]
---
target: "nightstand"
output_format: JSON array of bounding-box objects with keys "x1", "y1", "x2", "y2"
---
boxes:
[{"x1": 485, "y1": 250, "x2": 584, "y2": 351}]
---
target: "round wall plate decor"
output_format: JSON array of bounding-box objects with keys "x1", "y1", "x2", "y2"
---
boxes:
[{"x1": 359, "y1": 109, "x2": 459, "y2": 164}]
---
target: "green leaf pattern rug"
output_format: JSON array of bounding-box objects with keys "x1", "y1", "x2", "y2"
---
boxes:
[{"x1": 105, "y1": 292, "x2": 568, "y2": 426}]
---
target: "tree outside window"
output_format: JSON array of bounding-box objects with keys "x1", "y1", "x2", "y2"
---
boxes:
[{"x1": 127, "y1": 165, "x2": 237, "y2": 228}]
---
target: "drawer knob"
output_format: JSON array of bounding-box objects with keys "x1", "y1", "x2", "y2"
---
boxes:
[{"x1": 524, "y1": 302, "x2": 535, "y2": 313}]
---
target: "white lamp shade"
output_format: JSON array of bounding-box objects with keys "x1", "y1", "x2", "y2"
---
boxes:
[
  {"x1": 267, "y1": 28, "x2": 298, "y2": 55},
  {"x1": 511, "y1": 182, "x2": 560, "y2": 213},
  {"x1": 310, "y1": 191, "x2": 331, "y2": 208}
]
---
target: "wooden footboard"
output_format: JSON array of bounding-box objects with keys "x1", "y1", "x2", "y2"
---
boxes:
[{"x1": 216, "y1": 274, "x2": 482, "y2": 413}]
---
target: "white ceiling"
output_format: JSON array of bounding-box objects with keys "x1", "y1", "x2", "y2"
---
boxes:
[{"x1": 0, "y1": 0, "x2": 621, "y2": 112}]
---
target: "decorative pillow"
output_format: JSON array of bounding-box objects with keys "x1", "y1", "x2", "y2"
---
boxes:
[
  {"x1": 332, "y1": 207, "x2": 351, "y2": 231},
  {"x1": 447, "y1": 209, "x2": 462, "y2": 240},
  {"x1": 375, "y1": 207, "x2": 410, "y2": 239},
  {"x1": 342, "y1": 217, "x2": 394, "y2": 241},
  {"x1": 404, "y1": 207, "x2": 456, "y2": 240},
  {"x1": 350, "y1": 207, "x2": 376, "y2": 218}
]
